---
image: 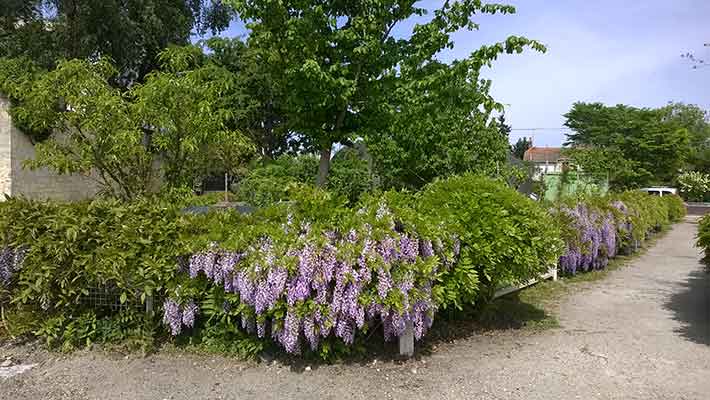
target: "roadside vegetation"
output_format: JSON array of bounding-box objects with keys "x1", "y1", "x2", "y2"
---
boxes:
[{"x1": 0, "y1": 1, "x2": 699, "y2": 361}]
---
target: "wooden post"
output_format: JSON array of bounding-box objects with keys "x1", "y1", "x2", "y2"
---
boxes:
[
  {"x1": 551, "y1": 266, "x2": 558, "y2": 281},
  {"x1": 399, "y1": 320, "x2": 415, "y2": 357}
]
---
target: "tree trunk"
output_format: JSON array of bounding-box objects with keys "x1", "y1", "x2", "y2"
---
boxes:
[{"x1": 316, "y1": 144, "x2": 332, "y2": 187}]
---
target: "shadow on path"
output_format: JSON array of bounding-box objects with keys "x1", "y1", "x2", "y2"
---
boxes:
[{"x1": 665, "y1": 268, "x2": 710, "y2": 345}]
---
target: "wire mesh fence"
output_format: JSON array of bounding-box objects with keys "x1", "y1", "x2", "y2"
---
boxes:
[{"x1": 78, "y1": 285, "x2": 155, "y2": 315}]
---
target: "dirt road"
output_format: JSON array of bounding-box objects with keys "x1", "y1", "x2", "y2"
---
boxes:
[{"x1": 1, "y1": 218, "x2": 709, "y2": 400}]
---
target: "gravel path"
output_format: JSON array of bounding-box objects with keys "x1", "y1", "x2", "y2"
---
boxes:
[{"x1": 1, "y1": 218, "x2": 709, "y2": 400}]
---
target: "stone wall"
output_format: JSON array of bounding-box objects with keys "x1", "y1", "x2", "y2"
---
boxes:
[{"x1": 0, "y1": 96, "x2": 99, "y2": 201}]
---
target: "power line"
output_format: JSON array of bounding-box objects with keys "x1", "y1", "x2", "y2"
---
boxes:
[{"x1": 509, "y1": 127, "x2": 569, "y2": 131}]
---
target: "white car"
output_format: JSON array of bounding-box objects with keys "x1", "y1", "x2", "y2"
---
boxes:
[{"x1": 639, "y1": 187, "x2": 678, "y2": 197}]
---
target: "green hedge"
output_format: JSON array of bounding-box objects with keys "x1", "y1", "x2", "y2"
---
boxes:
[
  {"x1": 0, "y1": 178, "x2": 687, "y2": 356},
  {"x1": 698, "y1": 214, "x2": 710, "y2": 266},
  {"x1": 417, "y1": 174, "x2": 563, "y2": 303},
  {"x1": 236, "y1": 153, "x2": 372, "y2": 206},
  {"x1": 0, "y1": 176, "x2": 560, "y2": 355},
  {"x1": 553, "y1": 192, "x2": 685, "y2": 275}
]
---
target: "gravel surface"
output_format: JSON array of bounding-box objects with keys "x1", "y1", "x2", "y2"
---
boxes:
[{"x1": 1, "y1": 218, "x2": 709, "y2": 400}]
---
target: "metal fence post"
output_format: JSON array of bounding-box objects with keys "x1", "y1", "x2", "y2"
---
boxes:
[{"x1": 145, "y1": 294, "x2": 154, "y2": 316}]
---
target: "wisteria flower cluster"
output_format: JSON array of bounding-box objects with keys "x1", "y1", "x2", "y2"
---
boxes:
[
  {"x1": 165, "y1": 202, "x2": 448, "y2": 354},
  {"x1": 611, "y1": 200, "x2": 634, "y2": 243},
  {"x1": 557, "y1": 204, "x2": 618, "y2": 274},
  {"x1": 162, "y1": 298, "x2": 198, "y2": 335},
  {"x1": 0, "y1": 246, "x2": 27, "y2": 287}
]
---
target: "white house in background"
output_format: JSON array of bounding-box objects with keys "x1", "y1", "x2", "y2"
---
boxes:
[
  {"x1": 0, "y1": 96, "x2": 99, "y2": 201},
  {"x1": 523, "y1": 147, "x2": 567, "y2": 178}
]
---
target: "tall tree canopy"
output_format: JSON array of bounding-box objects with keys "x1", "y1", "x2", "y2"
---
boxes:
[
  {"x1": 0, "y1": 0, "x2": 234, "y2": 85},
  {"x1": 511, "y1": 137, "x2": 532, "y2": 160},
  {"x1": 226, "y1": 0, "x2": 544, "y2": 186},
  {"x1": 201, "y1": 37, "x2": 292, "y2": 159},
  {"x1": 564, "y1": 102, "x2": 691, "y2": 188},
  {"x1": 661, "y1": 102, "x2": 710, "y2": 172}
]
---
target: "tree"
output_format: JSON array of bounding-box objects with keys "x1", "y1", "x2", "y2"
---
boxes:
[
  {"x1": 202, "y1": 37, "x2": 292, "y2": 159},
  {"x1": 227, "y1": 0, "x2": 544, "y2": 186},
  {"x1": 365, "y1": 59, "x2": 513, "y2": 189},
  {"x1": 0, "y1": 1, "x2": 235, "y2": 85},
  {"x1": 0, "y1": 48, "x2": 255, "y2": 199},
  {"x1": 1, "y1": 58, "x2": 154, "y2": 199},
  {"x1": 131, "y1": 46, "x2": 255, "y2": 190},
  {"x1": 564, "y1": 102, "x2": 690, "y2": 188},
  {"x1": 511, "y1": 137, "x2": 532, "y2": 160},
  {"x1": 661, "y1": 102, "x2": 710, "y2": 172}
]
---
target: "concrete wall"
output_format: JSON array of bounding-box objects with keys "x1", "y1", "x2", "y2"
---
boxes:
[
  {"x1": 1, "y1": 96, "x2": 99, "y2": 201},
  {"x1": 0, "y1": 97, "x2": 12, "y2": 198}
]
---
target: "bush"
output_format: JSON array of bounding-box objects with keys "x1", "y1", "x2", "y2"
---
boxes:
[
  {"x1": 0, "y1": 197, "x2": 195, "y2": 349},
  {"x1": 678, "y1": 171, "x2": 710, "y2": 202},
  {"x1": 164, "y1": 185, "x2": 459, "y2": 356},
  {"x1": 664, "y1": 194, "x2": 687, "y2": 223},
  {"x1": 416, "y1": 174, "x2": 564, "y2": 303},
  {"x1": 235, "y1": 153, "x2": 373, "y2": 207},
  {"x1": 552, "y1": 191, "x2": 686, "y2": 275},
  {"x1": 0, "y1": 180, "x2": 685, "y2": 357},
  {"x1": 235, "y1": 155, "x2": 319, "y2": 207},
  {"x1": 698, "y1": 214, "x2": 710, "y2": 266}
]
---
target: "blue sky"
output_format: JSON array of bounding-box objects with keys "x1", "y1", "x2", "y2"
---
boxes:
[{"x1": 210, "y1": 0, "x2": 710, "y2": 146}]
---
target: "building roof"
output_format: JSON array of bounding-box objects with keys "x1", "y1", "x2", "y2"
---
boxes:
[{"x1": 523, "y1": 147, "x2": 562, "y2": 163}]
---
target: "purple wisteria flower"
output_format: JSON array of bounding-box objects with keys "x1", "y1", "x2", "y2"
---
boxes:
[
  {"x1": 181, "y1": 300, "x2": 198, "y2": 328},
  {"x1": 174, "y1": 201, "x2": 444, "y2": 354},
  {"x1": 163, "y1": 299, "x2": 182, "y2": 336}
]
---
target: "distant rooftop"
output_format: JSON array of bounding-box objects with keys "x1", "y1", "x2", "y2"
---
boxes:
[{"x1": 523, "y1": 147, "x2": 562, "y2": 163}]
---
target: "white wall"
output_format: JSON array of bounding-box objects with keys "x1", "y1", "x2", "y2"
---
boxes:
[
  {"x1": 0, "y1": 97, "x2": 14, "y2": 198},
  {"x1": 1, "y1": 96, "x2": 99, "y2": 201}
]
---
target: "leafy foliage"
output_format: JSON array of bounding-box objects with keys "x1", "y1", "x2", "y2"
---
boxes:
[
  {"x1": 226, "y1": 0, "x2": 544, "y2": 186},
  {"x1": 662, "y1": 103, "x2": 710, "y2": 173},
  {"x1": 366, "y1": 61, "x2": 515, "y2": 190},
  {"x1": 417, "y1": 174, "x2": 563, "y2": 303},
  {"x1": 0, "y1": 197, "x2": 195, "y2": 349},
  {"x1": 132, "y1": 45, "x2": 255, "y2": 190},
  {"x1": 677, "y1": 171, "x2": 710, "y2": 202},
  {"x1": 201, "y1": 37, "x2": 292, "y2": 159},
  {"x1": 0, "y1": 0, "x2": 234, "y2": 85},
  {"x1": 236, "y1": 153, "x2": 373, "y2": 207},
  {"x1": 1, "y1": 57, "x2": 154, "y2": 199},
  {"x1": 564, "y1": 102, "x2": 691, "y2": 189},
  {"x1": 697, "y1": 214, "x2": 710, "y2": 267},
  {"x1": 0, "y1": 49, "x2": 255, "y2": 198}
]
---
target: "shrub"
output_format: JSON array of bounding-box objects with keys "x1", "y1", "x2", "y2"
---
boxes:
[
  {"x1": 235, "y1": 153, "x2": 373, "y2": 207},
  {"x1": 164, "y1": 186, "x2": 450, "y2": 355},
  {"x1": 1, "y1": 180, "x2": 684, "y2": 356},
  {"x1": 0, "y1": 197, "x2": 195, "y2": 349},
  {"x1": 677, "y1": 171, "x2": 710, "y2": 202},
  {"x1": 697, "y1": 214, "x2": 710, "y2": 266},
  {"x1": 663, "y1": 194, "x2": 687, "y2": 223},
  {"x1": 416, "y1": 174, "x2": 564, "y2": 303},
  {"x1": 552, "y1": 191, "x2": 686, "y2": 275}
]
